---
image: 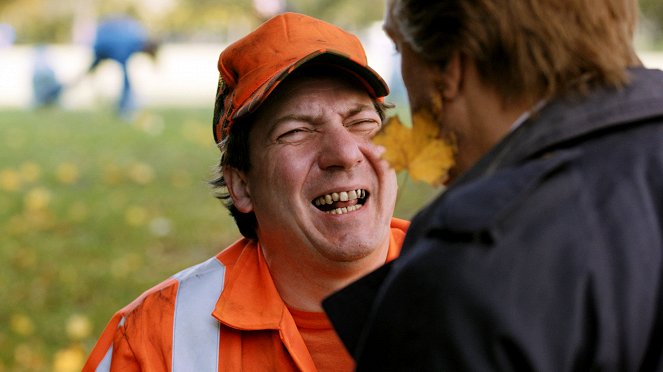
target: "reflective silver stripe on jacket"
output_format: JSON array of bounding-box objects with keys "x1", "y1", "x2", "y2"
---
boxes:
[
  {"x1": 96, "y1": 346, "x2": 112, "y2": 372},
  {"x1": 96, "y1": 317, "x2": 125, "y2": 371},
  {"x1": 171, "y1": 256, "x2": 226, "y2": 371}
]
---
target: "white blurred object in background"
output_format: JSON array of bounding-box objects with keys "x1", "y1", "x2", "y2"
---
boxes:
[{"x1": 0, "y1": 41, "x2": 661, "y2": 110}]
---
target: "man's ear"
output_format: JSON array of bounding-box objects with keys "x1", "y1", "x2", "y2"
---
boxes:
[
  {"x1": 224, "y1": 167, "x2": 254, "y2": 213},
  {"x1": 440, "y1": 51, "x2": 464, "y2": 101}
]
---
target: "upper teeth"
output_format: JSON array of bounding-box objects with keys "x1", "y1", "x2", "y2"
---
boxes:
[{"x1": 314, "y1": 189, "x2": 366, "y2": 206}]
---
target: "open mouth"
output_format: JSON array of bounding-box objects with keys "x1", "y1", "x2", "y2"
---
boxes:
[{"x1": 312, "y1": 189, "x2": 368, "y2": 215}]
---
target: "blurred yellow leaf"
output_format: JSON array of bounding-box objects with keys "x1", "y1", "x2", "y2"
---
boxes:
[
  {"x1": 125, "y1": 206, "x2": 148, "y2": 226},
  {"x1": 25, "y1": 187, "x2": 52, "y2": 212},
  {"x1": 103, "y1": 164, "x2": 124, "y2": 185},
  {"x1": 128, "y1": 162, "x2": 155, "y2": 185},
  {"x1": 14, "y1": 343, "x2": 44, "y2": 370},
  {"x1": 56, "y1": 163, "x2": 80, "y2": 184},
  {"x1": 135, "y1": 112, "x2": 165, "y2": 136},
  {"x1": 52, "y1": 345, "x2": 86, "y2": 372},
  {"x1": 373, "y1": 112, "x2": 456, "y2": 186},
  {"x1": 66, "y1": 314, "x2": 92, "y2": 340},
  {"x1": 0, "y1": 169, "x2": 21, "y2": 192},
  {"x1": 10, "y1": 314, "x2": 35, "y2": 336}
]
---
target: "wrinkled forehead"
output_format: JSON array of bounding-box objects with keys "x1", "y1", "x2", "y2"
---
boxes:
[
  {"x1": 246, "y1": 72, "x2": 377, "y2": 141},
  {"x1": 258, "y1": 68, "x2": 375, "y2": 115}
]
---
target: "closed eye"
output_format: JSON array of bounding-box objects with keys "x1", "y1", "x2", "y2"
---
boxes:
[
  {"x1": 347, "y1": 119, "x2": 381, "y2": 136},
  {"x1": 276, "y1": 127, "x2": 315, "y2": 143}
]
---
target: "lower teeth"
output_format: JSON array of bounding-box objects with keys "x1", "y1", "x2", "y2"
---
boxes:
[{"x1": 326, "y1": 204, "x2": 363, "y2": 215}]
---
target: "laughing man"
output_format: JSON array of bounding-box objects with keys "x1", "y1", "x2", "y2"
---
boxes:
[{"x1": 83, "y1": 12, "x2": 408, "y2": 372}]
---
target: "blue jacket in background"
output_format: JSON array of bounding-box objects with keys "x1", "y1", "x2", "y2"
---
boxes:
[
  {"x1": 91, "y1": 17, "x2": 148, "y2": 117},
  {"x1": 92, "y1": 17, "x2": 147, "y2": 65}
]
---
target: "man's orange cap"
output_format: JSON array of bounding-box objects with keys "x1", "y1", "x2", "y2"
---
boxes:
[{"x1": 212, "y1": 12, "x2": 389, "y2": 144}]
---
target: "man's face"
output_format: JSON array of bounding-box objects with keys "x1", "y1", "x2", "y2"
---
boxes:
[{"x1": 232, "y1": 73, "x2": 397, "y2": 266}]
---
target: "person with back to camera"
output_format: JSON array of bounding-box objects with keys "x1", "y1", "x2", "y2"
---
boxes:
[
  {"x1": 82, "y1": 12, "x2": 408, "y2": 371},
  {"x1": 324, "y1": 0, "x2": 663, "y2": 370},
  {"x1": 86, "y1": 15, "x2": 159, "y2": 119}
]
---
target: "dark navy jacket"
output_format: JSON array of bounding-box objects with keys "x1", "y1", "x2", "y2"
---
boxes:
[{"x1": 324, "y1": 67, "x2": 663, "y2": 371}]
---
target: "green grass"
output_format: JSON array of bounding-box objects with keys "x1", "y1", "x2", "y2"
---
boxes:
[{"x1": 0, "y1": 107, "x2": 439, "y2": 371}]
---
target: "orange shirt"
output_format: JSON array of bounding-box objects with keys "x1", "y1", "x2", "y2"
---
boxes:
[
  {"x1": 83, "y1": 218, "x2": 409, "y2": 372},
  {"x1": 289, "y1": 306, "x2": 355, "y2": 371}
]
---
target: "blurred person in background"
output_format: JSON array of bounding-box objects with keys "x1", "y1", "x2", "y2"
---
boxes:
[
  {"x1": 324, "y1": 0, "x2": 663, "y2": 370},
  {"x1": 83, "y1": 12, "x2": 407, "y2": 371},
  {"x1": 31, "y1": 45, "x2": 63, "y2": 107},
  {"x1": 83, "y1": 15, "x2": 159, "y2": 119},
  {"x1": 0, "y1": 22, "x2": 15, "y2": 48}
]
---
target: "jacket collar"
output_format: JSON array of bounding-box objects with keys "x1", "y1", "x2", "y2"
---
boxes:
[
  {"x1": 213, "y1": 218, "x2": 409, "y2": 331},
  {"x1": 459, "y1": 67, "x2": 663, "y2": 184},
  {"x1": 213, "y1": 240, "x2": 286, "y2": 330}
]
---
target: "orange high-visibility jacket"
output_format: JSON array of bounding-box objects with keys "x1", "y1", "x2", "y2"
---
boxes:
[{"x1": 83, "y1": 218, "x2": 409, "y2": 371}]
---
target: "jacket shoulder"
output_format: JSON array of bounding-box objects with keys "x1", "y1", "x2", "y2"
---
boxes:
[{"x1": 116, "y1": 254, "x2": 228, "y2": 326}]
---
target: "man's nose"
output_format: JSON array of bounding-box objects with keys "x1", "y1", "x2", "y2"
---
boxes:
[{"x1": 317, "y1": 126, "x2": 364, "y2": 170}]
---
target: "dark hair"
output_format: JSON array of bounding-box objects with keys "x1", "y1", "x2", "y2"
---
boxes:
[
  {"x1": 390, "y1": 0, "x2": 641, "y2": 103},
  {"x1": 142, "y1": 39, "x2": 160, "y2": 58},
  {"x1": 210, "y1": 66, "x2": 392, "y2": 240}
]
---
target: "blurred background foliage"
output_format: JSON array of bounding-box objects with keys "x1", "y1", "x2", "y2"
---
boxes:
[
  {"x1": 0, "y1": 0, "x2": 389, "y2": 44},
  {"x1": 1, "y1": 0, "x2": 662, "y2": 47},
  {"x1": 640, "y1": 0, "x2": 663, "y2": 48}
]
